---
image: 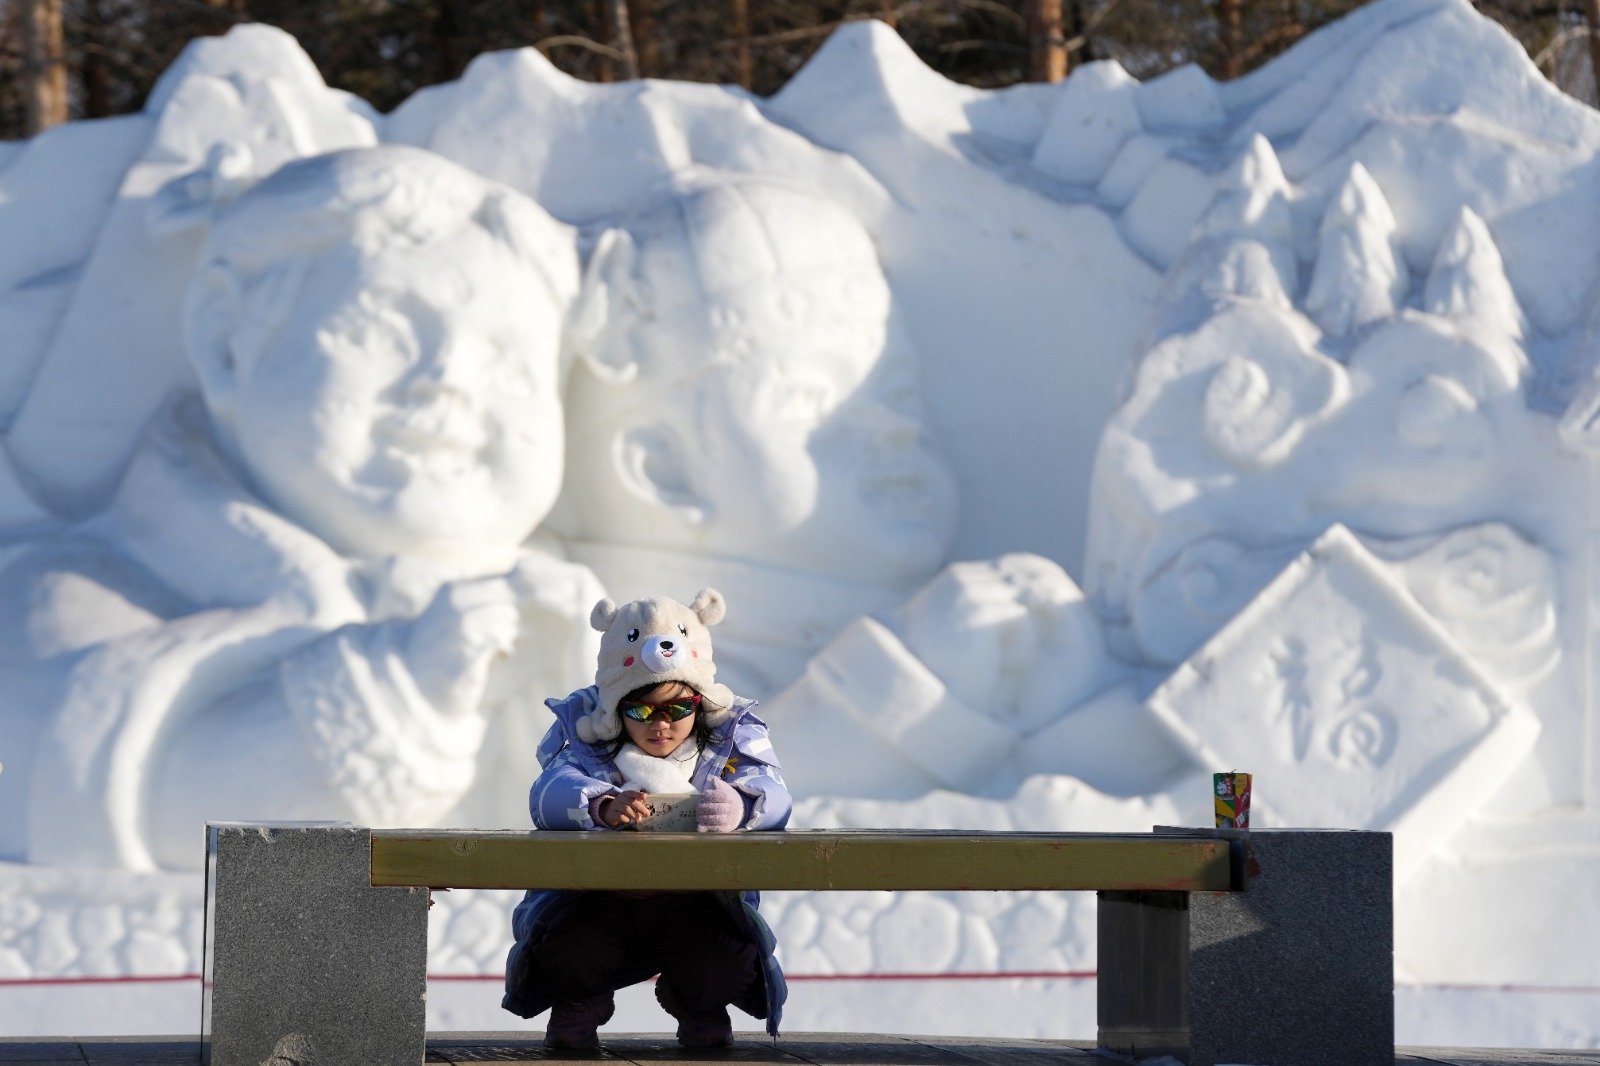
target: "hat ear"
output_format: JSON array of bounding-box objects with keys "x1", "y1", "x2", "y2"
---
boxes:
[
  {"x1": 575, "y1": 706, "x2": 619, "y2": 745},
  {"x1": 690, "y1": 588, "x2": 726, "y2": 626},
  {"x1": 590, "y1": 597, "x2": 619, "y2": 632}
]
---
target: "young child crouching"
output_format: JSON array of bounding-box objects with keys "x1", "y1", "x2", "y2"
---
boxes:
[{"x1": 502, "y1": 589, "x2": 790, "y2": 1049}]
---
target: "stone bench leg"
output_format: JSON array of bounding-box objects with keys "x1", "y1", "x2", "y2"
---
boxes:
[
  {"x1": 202, "y1": 823, "x2": 430, "y2": 1066},
  {"x1": 1097, "y1": 828, "x2": 1393, "y2": 1066}
]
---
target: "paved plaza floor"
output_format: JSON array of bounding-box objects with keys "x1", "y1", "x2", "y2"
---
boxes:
[{"x1": 4, "y1": 1034, "x2": 1600, "y2": 1065}]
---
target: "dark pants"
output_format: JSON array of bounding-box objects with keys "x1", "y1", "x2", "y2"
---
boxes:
[{"x1": 527, "y1": 891, "x2": 760, "y2": 1016}]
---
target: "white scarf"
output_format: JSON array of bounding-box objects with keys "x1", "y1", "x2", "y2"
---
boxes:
[{"x1": 614, "y1": 739, "x2": 700, "y2": 793}]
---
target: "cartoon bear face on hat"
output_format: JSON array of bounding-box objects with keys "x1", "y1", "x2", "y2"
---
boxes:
[{"x1": 576, "y1": 588, "x2": 736, "y2": 744}]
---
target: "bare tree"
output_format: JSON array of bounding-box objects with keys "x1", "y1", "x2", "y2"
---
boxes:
[
  {"x1": 1217, "y1": 0, "x2": 1243, "y2": 78},
  {"x1": 631, "y1": 0, "x2": 659, "y2": 77},
  {"x1": 730, "y1": 0, "x2": 753, "y2": 88},
  {"x1": 1028, "y1": 0, "x2": 1067, "y2": 81},
  {"x1": 1586, "y1": 0, "x2": 1600, "y2": 104},
  {"x1": 435, "y1": 0, "x2": 464, "y2": 81},
  {"x1": 22, "y1": 0, "x2": 69, "y2": 133},
  {"x1": 591, "y1": 0, "x2": 615, "y2": 81},
  {"x1": 78, "y1": 0, "x2": 110, "y2": 117},
  {"x1": 609, "y1": 0, "x2": 640, "y2": 79}
]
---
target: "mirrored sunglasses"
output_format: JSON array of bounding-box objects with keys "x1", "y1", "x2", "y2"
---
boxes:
[{"x1": 619, "y1": 694, "x2": 701, "y2": 723}]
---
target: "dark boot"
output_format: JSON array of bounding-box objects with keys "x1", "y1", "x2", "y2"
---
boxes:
[
  {"x1": 656, "y1": 978, "x2": 734, "y2": 1049},
  {"x1": 543, "y1": 992, "x2": 615, "y2": 1050}
]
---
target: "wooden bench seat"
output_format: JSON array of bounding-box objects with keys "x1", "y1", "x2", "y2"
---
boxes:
[{"x1": 369, "y1": 828, "x2": 1236, "y2": 892}]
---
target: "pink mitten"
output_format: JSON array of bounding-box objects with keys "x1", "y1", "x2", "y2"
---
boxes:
[{"x1": 696, "y1": 777, "x2": 744, "y2": 833}]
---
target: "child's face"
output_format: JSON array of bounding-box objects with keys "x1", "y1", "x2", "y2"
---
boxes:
[
  {"x1": 619, "y1": 681, "x2": 699, "y2": 759},
  {"x1": 622, "y1": 702, "x2": 696, "y2": 759}
]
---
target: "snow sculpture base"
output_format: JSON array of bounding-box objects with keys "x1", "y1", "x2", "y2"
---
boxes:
[{"x1": 0, "y1": 861, "x2": 198, "y2": 979}]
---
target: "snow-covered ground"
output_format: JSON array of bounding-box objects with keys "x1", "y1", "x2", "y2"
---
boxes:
[{"x1": 1, "y1": 0, "x2": 1598, "y2": 1047}]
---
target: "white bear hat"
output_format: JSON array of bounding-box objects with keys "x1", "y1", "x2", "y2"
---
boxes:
[{"x1": 577, "y1": 588, "x2": 736, "y2": 745}]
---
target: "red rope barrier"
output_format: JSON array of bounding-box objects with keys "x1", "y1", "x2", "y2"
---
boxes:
[{"x1": 7, "y1": 972, "x2": 1600, "y2": 995}]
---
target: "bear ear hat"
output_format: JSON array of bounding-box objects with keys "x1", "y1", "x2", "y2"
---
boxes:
[
  {"x1": 690, "y1": 588, "x2": 726, "y2": 626},
  {"x1": 590, "y1": 598, "x2": 619, "y2": 632}
]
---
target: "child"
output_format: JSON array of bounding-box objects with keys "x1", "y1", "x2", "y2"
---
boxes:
[{"x1": 502, "y1": 588, "x2": 791, "y2": 1049}]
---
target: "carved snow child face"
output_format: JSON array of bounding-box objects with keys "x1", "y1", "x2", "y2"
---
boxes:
[
  {"x1": 563, "y1": 178, "x2": 956, "y2": 585},
  {"x1": 183, "y1": 145, "x2": 578, "y2": 562}
]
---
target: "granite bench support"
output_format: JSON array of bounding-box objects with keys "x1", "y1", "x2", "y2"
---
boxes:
[
  {"x1": 202, "y1": 823, "x2": 430, "y2": 1066},
  {"x1": 201, "y1": 823, "x2": 1392, "y2": 1066},
  {"x1": 1097, "y1": 827, "x2": 1393, "y2": 1064}
]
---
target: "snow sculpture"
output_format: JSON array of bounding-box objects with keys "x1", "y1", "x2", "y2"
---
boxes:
[
  {"x1": 1096, "y1": 135, "x2": 1176, "y2": 209},
  {"x1": 1032, "y1": 60, "x2": 1142, "y2": 184},
  {"x1": 179, "y1": 147, "x2": 575, "y2": 563},
  {"x1": 1422, "y1": 206, "x2": 1527, "y2": 345},
  {"x1": 0, "y1": 145, "x2": 603, "y2": 872},
  {"x1": 1120, "y1": 155, "x2": 1215, "y2": 267},
  {"x1": 1379, "y1": 523, "x2": 1560, "y2": 690},
  {"x1": 767, "y1": 553, "x2": 1138, "y2": 799},
  {"x1": 386, "y1": 45, "x2": 889, "y2": 230},
  {"x1": 1146, "y1": 525, "x2": 1539, "y2": 880},
  {"x1": 2, "y1": 26, "x2": 378, "y2": 518},
  {"x1": 555, "y1": 175, "x2": 957, "y2": 696},
  {"x1": 1304, "y1": 163, "x2": 1409, "y2": 336},
  {"x1": 1086, "y1": 300, "x2": 1350, "y2": 663},
  {"x1": 1146, "y1": 136, "x2": 1296, "y2": 342},
  {"x1": 1088, "y1": 204, "x2": 1544, "y2": 673},
  {"x1": 1346, "y1": 317, "x2": 1526, "y2": 499},
  {"x1": 767, "y1": 21, "x2": 1164, "y2": 575},
  {"x1": 1083, "y1": 115, "x2": 1595, "y2": 845},
  {"x1": 1135, "y1": 64, "x2": 1226, "y2": 133},
  {"x1": 1193, "y1": 135, "x2": 1295, "y2": 281},
  {"x1": 1080, "y1": 12, "x2": 1600, "y2": 1000}
]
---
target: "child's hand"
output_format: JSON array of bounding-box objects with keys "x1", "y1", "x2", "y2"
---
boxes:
[
  {"x1": 696, "y1": 777, "x2": 743, "y2": 833},
  {"x1": 601, "y1": 789, "x2": 652, "y2": 828}
]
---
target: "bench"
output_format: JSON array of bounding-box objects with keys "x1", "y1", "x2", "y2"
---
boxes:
[{"x1": 200, "y1": 824, "x2": 1392, "y2": 1066}]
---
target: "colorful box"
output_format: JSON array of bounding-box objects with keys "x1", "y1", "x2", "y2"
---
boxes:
[{"x1": 1214, "y1": 771, "x2": 1252, "y2": 828}]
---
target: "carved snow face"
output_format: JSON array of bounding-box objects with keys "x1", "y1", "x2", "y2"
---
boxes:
[
  {"x1": 188, "y1": 187, "x2": 569, "y2": 560},
  {"x1": 181, "y1": 148, "x2": 577, "y2": 563},
  {"x1": 565, "y1": 181, "x2": 956, "y2": 583},
  {"x1": 709, "y1": 318, "x2": 953, "y2": 581},
  {"x1": 236, "y1": 230, "x2": 562, "y2": 559}
]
